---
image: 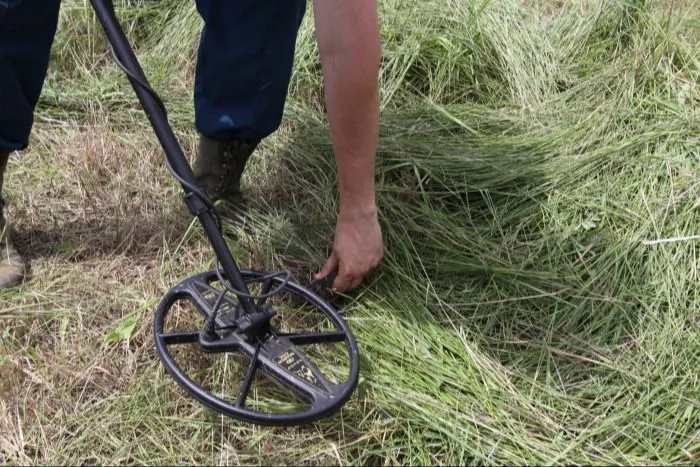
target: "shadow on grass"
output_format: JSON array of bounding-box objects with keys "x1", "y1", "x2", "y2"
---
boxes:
[{"x1": 7, "y1": 196, "x2": 194, "y2": 278}]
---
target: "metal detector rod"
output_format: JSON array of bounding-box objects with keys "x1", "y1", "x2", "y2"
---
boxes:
[{"x1": 89, "y1": 0, "x2": 257, "y2": 315}]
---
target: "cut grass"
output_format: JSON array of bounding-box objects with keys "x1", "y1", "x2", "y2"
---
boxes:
[{"x1": 1, "y1": 0, "x2": 699, "y2": 465}]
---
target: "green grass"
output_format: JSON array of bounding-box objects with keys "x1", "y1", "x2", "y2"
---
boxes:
[{"x1": 1, "y1": 0, "x2": 699, "y2": 465}]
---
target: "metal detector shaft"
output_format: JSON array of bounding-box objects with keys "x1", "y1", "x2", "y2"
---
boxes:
[{"x1": 89, "y1": 0, "x2": 257, "y2": 315}]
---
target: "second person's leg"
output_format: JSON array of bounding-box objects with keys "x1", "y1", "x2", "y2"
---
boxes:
[
  {"x1": 0, "y1": 0, "x2": 61, "y2": 289},
  {"x1": 192, "y1": 0, "x2": 307, "y2": 202}
]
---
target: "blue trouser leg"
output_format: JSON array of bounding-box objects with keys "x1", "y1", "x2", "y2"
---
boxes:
[
  {"x1": 0, "y1": 0, "x2": 61, "y2": 153},
  {"x1": 193, "y1": 0, "x2": 307, "y2": 142}
]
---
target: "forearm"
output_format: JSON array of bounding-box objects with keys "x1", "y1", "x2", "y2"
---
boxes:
[{"x1": 314, "y1": 0, "x2": 381, "y2": 216}]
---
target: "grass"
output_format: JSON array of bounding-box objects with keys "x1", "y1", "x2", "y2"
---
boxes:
[{"x1": 1, "y1": 0, "x2": 699, "y2": 464}]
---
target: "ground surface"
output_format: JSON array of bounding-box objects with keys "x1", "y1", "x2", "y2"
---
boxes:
[{"x1": 1, "y1": 0, "x2": 699, "y2": 465}]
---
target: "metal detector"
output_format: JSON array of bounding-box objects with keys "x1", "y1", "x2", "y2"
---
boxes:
[{"x1": 89, "y1": 0, "x2": 360, "y2": 426}]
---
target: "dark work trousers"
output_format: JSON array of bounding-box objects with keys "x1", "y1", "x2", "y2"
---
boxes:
[{"x1": 0, "y1": 0, "x2": 307, "y2": 152}]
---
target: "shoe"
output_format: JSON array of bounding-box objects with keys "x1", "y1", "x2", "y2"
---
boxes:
[
  {"x1": 192, "y1": 134, "x2": 259, "y2": 204},
  {"x1": 0, "y1": 152, "x2": 25, "y2": 290}
]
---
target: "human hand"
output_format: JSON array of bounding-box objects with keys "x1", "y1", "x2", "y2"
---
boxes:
[{"x1": 314, "y1": 207, "x2": 383, "y2": 293}]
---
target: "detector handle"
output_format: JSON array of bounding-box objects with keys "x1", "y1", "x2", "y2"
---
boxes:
[{"x1": 89, "y1": 0, "x2": 258, "y2": 315}]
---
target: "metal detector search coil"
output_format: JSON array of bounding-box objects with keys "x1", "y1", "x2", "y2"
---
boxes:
[{"x1": 89, "y1": 0, "x2": 360, "y2": 426}]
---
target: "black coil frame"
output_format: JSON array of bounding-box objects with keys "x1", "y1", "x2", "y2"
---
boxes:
[{"x1": 89, "y1": 0, "x2": 361, "y2": 425}]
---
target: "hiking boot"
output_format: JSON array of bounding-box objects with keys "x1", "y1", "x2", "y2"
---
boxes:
[
  {"x1": 192, "y1": 135, "x2": 259, "y2": 203},
  {"x1": 0, "y1": 152, "x2": 26, "y2": 290}
]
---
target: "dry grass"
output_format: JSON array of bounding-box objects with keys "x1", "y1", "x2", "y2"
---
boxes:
[
  {"x1": 0, "y1": 120, "x2": 380, "y2": 464},
  {"x1": 1, "y1": 0, "x2": 699, "y2": 465}
]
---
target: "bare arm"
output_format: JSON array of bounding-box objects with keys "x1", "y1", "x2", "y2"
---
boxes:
[
  {"x1": 313, "y1": 0, "x2": 384, "y2": 292},
  {"x1": 313, "y1": 0, "x2": 381, "y2": 215}
]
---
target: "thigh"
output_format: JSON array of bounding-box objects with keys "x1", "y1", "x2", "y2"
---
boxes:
[
  {"x1": 195, "y1": 0, "x2": 306, "y2": 44},
  {"x1": 193, "y1": 0, "x2": 307, "y2": 141},
  {"x1": 0, "y1": 0, "x2": 61, "y2": 151}
]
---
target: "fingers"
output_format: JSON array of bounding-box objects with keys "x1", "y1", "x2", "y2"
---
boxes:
[
  {"x1": 315, "y1": 251, "x2": 339, "y2": 282},
  {"x1": 315, "y1": 252, "x2": 357, "y2": 294},
  {"x1": 348, "y1": 276, "x2": 363, "y2": 291},
  {"x1": 331, "y1": 262, "x2": 373, "y2": 293},
  {"x1": 317, "y1": 251, "x2": 382, "y2": 294},
  {"x1": 331, "y1": 268, "x2": 354, "y2": 293}
]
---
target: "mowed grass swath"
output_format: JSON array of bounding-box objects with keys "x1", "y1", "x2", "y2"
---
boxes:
[{"x1": 1, "y1": 0, "x2": 699, "y2": 464}]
